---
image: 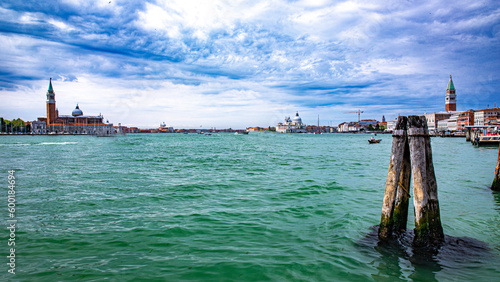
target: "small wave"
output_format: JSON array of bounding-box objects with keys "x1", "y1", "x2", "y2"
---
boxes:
[
  {"x1": 0, "y1": 143, "x2": 30, "y2": 146},
  {"x1": 38, "y1": 142, "x2": 78, "y2": 145}
]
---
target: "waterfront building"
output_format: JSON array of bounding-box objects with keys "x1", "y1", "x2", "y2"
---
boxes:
[
  {"x1": 337, "y1": 122, "x2": 347, "y2": 132},
  {"x1": 458, "y1": 110, "x2": 475, "y2": 130},
  {"x1": 437, "y1": 116, "x2": 459, "y2": 132},
  {"x1": 32, "y1": 78, "x2": 115, "y2": 135},
  {"x1": 159, "y1": 122, "x2": 174, "y2": 133},
  {"x1": 337, "y1": 120, "x2": 379, "y2": 132},
  {"x1": 386, "y1": 118, "x2": 397, "y2": 132},
  {"x1": 276, "y1": 112, "x2": 307, "y2": 133},
  {"x1": 425, "y1": 112, "x2": 465, "y2": 133},
  {"x1": 445, "y1": 75, "x2": 456, "y2": 111},
  {"x1": 474, "y1": 108, "x2": 500, "y2": 125},
  {"x1": 347, "y1": 122, "x2": 362, "y2": 132}
]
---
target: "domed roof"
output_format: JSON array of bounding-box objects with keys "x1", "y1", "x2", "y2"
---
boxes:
[
  {"x1": 293, "y1": 112, "x2": 302, "y2": 122},
  {"x1": 72, "y1": 104, "x2": 83, "y2": 116}
]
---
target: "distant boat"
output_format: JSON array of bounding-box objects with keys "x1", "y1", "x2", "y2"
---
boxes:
[{"x1": 368, "y1": 139, "x2": 382, "y2": 144}]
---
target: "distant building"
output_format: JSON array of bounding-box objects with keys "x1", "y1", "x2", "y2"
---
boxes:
[
  {"x1": 445, "y1": 75, "x2": 456, "y2": 111},
  {"x1": 32, "y1": 78, "x2": 115, "y2": 135},
  {"x1": 422, "y1": 76, "x2": 464, "y2": 132},
  {"x1": 378, "y1": 121, "x2": 387, "y2": 130},
  {"x1": 437, "y1": 115, "x2": 459, "y2": 132},
  {"x1": 386, "y1": 118, "x2": 398, "y2": 132},
  {"x1": 337, "y1": 120, "x2": 380, "y2": 132},
  {"x1": 337, "y1": 122, "x2": 348, "y2": 132},
  {"x1": 425, "y1": 112, "x2": 452, "y2": 132},
  {"x1": 129, "y1": 127, "x2": 140, "y2": 133},
  {"x1": 457, "y1": 110, "x2": 474, "y2": 130},
  {"x1": 474, "y1": 108, "x2": 500, "y2": 125},
  {"x1": 276, "y1": 112, "x2": 307, "y2": 133},
  {"x1": 159, "y1": 122, "x2": 174, "y2": 133}
]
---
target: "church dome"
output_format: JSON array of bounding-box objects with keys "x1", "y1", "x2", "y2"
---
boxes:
[
  {"x1": 293, "y1": 112, "x2": 302, "y2": 123},
  {"x1": 72, "y1": 104, "x2": 83, "y2": 116}
]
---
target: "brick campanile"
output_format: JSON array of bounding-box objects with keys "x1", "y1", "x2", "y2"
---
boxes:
[
  {"x1": 46, "y1": 78, "x2": 56, "y2": 124},
  {"x1": 445, "y1": 75, "x2": 456, "y2": 112}
]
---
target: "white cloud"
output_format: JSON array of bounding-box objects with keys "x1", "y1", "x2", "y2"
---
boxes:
[
  {"x1": 359, "y1": 57, "x2": 426, "y2": 76},
  {"x1": 48, "y1": 19, "x2": 75, "y2": 31}
]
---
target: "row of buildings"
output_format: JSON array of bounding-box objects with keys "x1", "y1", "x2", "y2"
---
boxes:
[
  {"x1": 337, "y1": 75, "x2": 499, "y2": 134},
  {"x1": 10, "y1": 76, "x2": 497, "y2": 136},
  {"x1": 390, "y1": 75, "x2": 499, "y2": 133},
  {"x1": 276, "y1": 112, "x2": 338, "y2": 133}
]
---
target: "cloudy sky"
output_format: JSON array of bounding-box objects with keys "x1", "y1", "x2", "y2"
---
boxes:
[{"x1": 0, "y1": 0, "x2": 499, "y2": 128}]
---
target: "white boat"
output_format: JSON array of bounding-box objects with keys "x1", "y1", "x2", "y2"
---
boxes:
[{"x1": 474, "y1": 135, "x2": 500, "y2": 146}]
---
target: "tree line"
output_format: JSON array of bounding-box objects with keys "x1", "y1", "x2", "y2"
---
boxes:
[{"x1": 0, "y1": 118, "x2": 31, "y2": 133}]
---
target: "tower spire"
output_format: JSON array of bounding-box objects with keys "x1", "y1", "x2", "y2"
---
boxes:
[
  {"x1": 48, "y1": 77, "x2": 54, "y2": 92},
  {"x1": 447, "y1": 75, "x2": 455, "y2": 90}
]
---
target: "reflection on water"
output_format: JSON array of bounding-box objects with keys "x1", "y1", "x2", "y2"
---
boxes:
[
  {"x1": 359, "y1": 226, "x2": 491, "y2": 281},
  {"x1": 493, "y1": 190, "x2": 500, "y2": 212}
]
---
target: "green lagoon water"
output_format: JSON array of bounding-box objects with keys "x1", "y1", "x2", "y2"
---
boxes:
[{"x1": 1, "y1": 133, "x2": 499, "y2": 281}]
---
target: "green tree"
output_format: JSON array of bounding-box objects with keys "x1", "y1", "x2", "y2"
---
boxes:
[{"x1": 5, "y1": 118, "x2": 26, "y2": 133}]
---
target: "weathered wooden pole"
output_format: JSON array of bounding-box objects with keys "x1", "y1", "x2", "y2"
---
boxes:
[
  {"x1": 407, "y1": 115, "x2": 444, "y2": 247},
  {"x1": 492, "y1": 145, "x2": 500, "y2": 191},
  {"x1": 393, "y1": 139, "x2": 411, "y2": 234},
  {"x1": 379, "y1": 116, "x2": 411, "y2": 240},
  {"x1": 465, "y1": 128, "x2": 471, "y2": 142}
]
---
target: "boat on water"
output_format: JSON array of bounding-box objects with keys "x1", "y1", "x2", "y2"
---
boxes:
[
  {"x1": 368, "y1": 139, "x2": 382, "y2": 144},
  {"x1": 467, "y1": 125, "x2": 500, "y2": 146},
  {"x1": 473, "y1": 135, "x2": 500, "y2": 146}
]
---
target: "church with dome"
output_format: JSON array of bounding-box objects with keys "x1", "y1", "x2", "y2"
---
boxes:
[
  {"x1": 276, "y1": 112, "x2": 307, "y2": 133},
  {"x1": 31, "y1": 78, "x2": 115, "y2": 135}
]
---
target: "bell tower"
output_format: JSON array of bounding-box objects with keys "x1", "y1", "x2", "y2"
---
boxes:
[
  {"x1": 445, "y1": 75, "x2": 456, "y2": 112},
  {"x1": 46, "y1": 78, "x2": 56, "y2": 124}
]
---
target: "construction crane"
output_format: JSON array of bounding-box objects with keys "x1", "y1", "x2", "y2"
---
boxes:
[{"x1": 343, "y1": 109, "x2": 364, "y2": 122}]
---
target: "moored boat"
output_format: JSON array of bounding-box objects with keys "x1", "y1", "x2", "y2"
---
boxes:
[{"x1": 473, "y1": 135, "x2": 500, "y2": 146}]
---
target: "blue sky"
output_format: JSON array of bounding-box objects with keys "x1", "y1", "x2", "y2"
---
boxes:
[{"x1": 0, "y1": 0, "x2": 499, "y2": 128}]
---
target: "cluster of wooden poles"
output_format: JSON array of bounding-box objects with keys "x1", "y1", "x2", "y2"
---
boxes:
[
  {"x1": 379, "y1": 115, "x2": 444, "y2": 247},
  {"x1": 379, "y1": 115, "x2": 500, "y2": 246}
]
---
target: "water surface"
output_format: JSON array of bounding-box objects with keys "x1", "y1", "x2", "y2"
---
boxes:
[{"x1": 1, "y1": 133, "x2": 499, "y2": 281}]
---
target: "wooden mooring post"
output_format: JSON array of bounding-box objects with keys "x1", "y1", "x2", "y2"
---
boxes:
[
  {"x1": 379, "y1": 115, "x2": 444, "y2": 247},
  {"x1": 407, "y1": 115, "x2": 444, "y2": 247},
  {"x1": 379, "y1": 116, "x2": 411, "y2": 240},
  {"x1": 465, "y1": 128, "x2": 471, "y2": 142},
  {"x1": 492, "y1": 145, "x2": 500, "y2": 191}
]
